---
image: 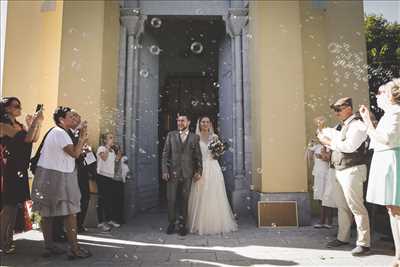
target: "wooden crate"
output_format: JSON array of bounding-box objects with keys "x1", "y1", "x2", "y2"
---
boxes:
[{"x1": 258, "y1": 201, "x2": 299, "y2": 228}]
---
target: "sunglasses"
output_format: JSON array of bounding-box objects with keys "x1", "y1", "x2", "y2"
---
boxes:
[
  {"x1": 333, "y1": 106, "x2": 348, "y2": 112},
  {"x1": 10, "y1": 104, "x2": 21, "y2": 109}
]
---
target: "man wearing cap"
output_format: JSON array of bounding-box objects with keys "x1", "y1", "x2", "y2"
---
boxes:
[{"x1": 318, "y1": 97, "x2": 371, "y2": 256}]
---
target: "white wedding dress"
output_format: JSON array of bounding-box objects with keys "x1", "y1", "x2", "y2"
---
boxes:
[{"x1": 188, "y1": 137, "x2": 238, "y2": 235}]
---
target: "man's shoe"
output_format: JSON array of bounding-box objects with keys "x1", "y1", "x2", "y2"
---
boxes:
[
  {"x1": 166, "y1": 224, "x2": 175, "y2": 235},
  {"x1": 313, "y1": 224, "x2": 324, "y2": 229},
  {"x1": 178, "y1": 226, "x2": 187, "y2": 236},
  {"x1": 323, "y1": 224, "x2": 333, "y2": 229},
  {"x1": 351, "y1": 246, "x2": 371, "y2": 256},
  {"x1": 326, "y1": 239, "x2": 349, "y2": 248}
]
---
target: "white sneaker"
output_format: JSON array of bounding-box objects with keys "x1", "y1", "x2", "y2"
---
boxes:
[
  {"x1": 108, "y1": 221, "x2": 121, "y2": 228},
  {"x1": 97, "y1": 222, "x2": 111, "y2": 232}
]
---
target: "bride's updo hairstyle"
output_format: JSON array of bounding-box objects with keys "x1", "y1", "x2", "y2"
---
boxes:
[{"x1": 386, "y1": 78, "x2": 400, "y2": 105}]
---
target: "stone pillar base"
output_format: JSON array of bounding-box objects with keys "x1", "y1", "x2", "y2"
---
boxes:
[{"x1": 250, "y1": 191, "x2": 311, "y2": 226}]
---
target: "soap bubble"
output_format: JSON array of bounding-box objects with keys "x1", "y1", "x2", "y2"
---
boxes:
[
  {"x1": 190, "y1": 42, "x2": 204, "y2": 54},
  {"x1": 140, "y1": 69, "x2": 149, "y2": 78},
  {"x1": 149, "y1": 45, "x2": 162, "y2": 55},
  {"x1": 150, "y1": 17, "x2": 162, "y2": 28},
  {"x1": 195, "y1": 9, "x2": 204, "y2": 15}
]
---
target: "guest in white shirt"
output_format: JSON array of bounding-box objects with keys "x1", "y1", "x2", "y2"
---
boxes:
[
  {"x1": 319, "y1": 97, "x2": 371, "y2": 256},
  {"x1": 31, "y1": 106, "x2": 91, "y2": 259},
  {"x1": 96, "y1": 132, "x2": 120, "y2": 231},
  {"x1": 308, "y1": 116, "x2": 335, "y2": 229},
  {"x1": 360, "y1": 79, "x2": 400, "y2": 267}
]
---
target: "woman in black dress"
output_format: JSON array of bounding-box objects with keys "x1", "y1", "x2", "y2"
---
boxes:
[{"x1": 0, "y1": 97, "x2": 43, "y2": 254}]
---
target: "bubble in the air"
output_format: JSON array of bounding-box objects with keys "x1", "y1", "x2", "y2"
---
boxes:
[
  {"x1": 195, "y1": 8, "x2": 204, "y2": 15},
  {"x1": 213, "y1": 82, "x2": 220, "y2": 88},
  {"x1": 73, "y1": 47, "x2": 79, "y2": 52},
  {"x1": 140, "y1": 69, "x2": 149, "y2": 78},
  {"x1": 257, "y1": 168, "x2": 263, "y2": 174},
  {"x1": 138, "y1": 148, "x2": 147, "y2": 154},
  {"x1": 190, "y1": 42, "x2": 204, "y2": 54},
  {"x1": 17, "y1": 171, "x2": 24, "y2": 178},
  {"x1": 149, "y1": 45, "x2": 162, "y2": 55},
  {"x1": 150, "y1": 17, "x2": 162, "y2": 28},
  {"x1": 327, "y1": 42, "x2": 340, "y2": 53}
]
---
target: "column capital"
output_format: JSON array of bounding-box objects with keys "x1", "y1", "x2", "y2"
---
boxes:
[
  {"x1": 120, "y1": 8, "x2": 146, "y2": 37},
  {"x1": 224, "y1": 8, "x2": 248, "y2": 37}
]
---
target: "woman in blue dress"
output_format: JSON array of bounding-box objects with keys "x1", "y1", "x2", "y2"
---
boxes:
[{"x1": 360, "y1": 78, "x2": 400, "y2": 267}]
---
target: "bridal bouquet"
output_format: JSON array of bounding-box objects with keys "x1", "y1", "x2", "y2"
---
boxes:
[{"x1": 208, "y1": 135, "x2": 228, "y2": 160}]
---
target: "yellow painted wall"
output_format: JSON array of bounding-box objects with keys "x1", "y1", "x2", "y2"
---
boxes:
[
  {"x1": 3, "y1": 0, "x2": 120, "y2": 147},
  {"x1": 100, "y1": 0, "x2": 120, "y2": 136},
  {"x1": 250, "y1": 0, "x2": 308, "y2": 193},
  {"x1": 2, "y1": 0, "x2": 63, "y2": 136},
  {"x1": 58, "y1": 0, "x2": 120, "y2": 145},
  {"x1": 299, "y1": 0, "x2": 369, "y2": 193},
  {"x1": 250, "y1": 0, "x2": 368, "y2": 194}
]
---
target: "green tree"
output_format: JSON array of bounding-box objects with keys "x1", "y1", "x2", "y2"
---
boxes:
[{"x1": 365, "y1": 15, "x2": 400, "y2": 116}]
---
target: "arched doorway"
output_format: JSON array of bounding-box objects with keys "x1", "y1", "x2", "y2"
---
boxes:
[{"x1": 117, "y1": 1, "x2": 251, "y2": 219}]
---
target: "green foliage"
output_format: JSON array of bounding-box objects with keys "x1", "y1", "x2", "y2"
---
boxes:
[
  {"x1": 365, "y1": 14, "x2": 399, "y2": 114},
  {"x1": 365, "y1": 15, "x2": 400, "y2": 79}
]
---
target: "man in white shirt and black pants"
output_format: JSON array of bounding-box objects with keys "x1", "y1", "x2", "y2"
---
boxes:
[{"x1": 319, "y1": 97, "x2": 371, "y2": 256}]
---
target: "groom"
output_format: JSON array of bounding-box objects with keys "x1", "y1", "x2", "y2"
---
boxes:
[{"x1": 162, "y1": 113, "x2": 202, "y2": 236}]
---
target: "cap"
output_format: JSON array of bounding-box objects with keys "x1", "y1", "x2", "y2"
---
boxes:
[{"x1": 330, "y1": 97, "x2": 352, "y2": 109}]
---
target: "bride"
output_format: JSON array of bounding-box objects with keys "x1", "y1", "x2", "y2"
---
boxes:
[{"x1": 188, "y1": 116, "x2": 238, "y2": 235}]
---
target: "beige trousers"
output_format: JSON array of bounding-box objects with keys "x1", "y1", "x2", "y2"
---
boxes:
[{"x1": 334, "y1": 164, "x2": 370, "y2": 247}]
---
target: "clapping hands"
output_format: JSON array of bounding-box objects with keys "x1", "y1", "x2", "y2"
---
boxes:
[{"x1": 359, "y1": 105, "x2": 371, "y2": 124}]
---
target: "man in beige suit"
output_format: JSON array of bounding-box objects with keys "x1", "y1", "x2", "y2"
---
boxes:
[{"x1": 318, "y1": 97, "x2": 371, "y2": 256}]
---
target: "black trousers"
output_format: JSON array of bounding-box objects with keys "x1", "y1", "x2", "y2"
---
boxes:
[
  {"x1": 77, "y1": 167, "x2": 90, "y2": 229},
  {"x1": 110, "y1": 180, "x2": 124, "y2": 224},
  {"x1": 96, "y1": 175, "x2": 113, "y2": 224}
]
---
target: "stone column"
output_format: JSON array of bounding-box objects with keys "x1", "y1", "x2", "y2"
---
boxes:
[
  {"x1": 119, "y1": 8, "x2": 146, "y2": 219},
  {"x1": 224, "y1": 8, "x2": 250, "y2": 214},
  {"x1": 117, "y1": 25, "x2": 127, "y2": 148}
]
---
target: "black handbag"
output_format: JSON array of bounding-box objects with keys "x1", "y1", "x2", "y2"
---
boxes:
[{"x1": 29, "y1": 127, "x2": 54, "y2": 174}]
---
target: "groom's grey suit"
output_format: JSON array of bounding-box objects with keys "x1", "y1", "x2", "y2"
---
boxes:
[{"x1": 162, "y1": 130, "x2": 202, "y2": 225}]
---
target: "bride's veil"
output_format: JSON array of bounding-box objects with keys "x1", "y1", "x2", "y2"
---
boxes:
[{"x1": 196, "y1": 116, "x2": 215, "y2": 137}]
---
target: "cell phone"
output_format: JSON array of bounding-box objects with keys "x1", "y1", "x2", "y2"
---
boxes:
[{"x1": 35, "y1": 104, "x2": 43, "y2": 112}]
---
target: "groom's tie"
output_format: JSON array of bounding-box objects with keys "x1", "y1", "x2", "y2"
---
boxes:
[{"x1": 180, "y1": 130, "x2": 188, "y2": 143}]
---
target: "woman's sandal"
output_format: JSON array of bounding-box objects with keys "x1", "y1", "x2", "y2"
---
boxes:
[
  {"x1": 42, "y1": 246, "x2": 66, "y2": 258},
  {"x1": 67, "y1": 247, "x2": 92, "y2": 260}
]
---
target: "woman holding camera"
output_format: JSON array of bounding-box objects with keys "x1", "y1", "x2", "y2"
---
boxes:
[
  {"x1": 31, "y1": 106, "x2": 91, "y2": 259},
  {"x1": 0, "y1": 97, "x2": 43, "y2": 254}
]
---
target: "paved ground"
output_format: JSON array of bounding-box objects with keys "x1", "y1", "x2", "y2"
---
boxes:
[{"x1": 0, "y1": 211, "x2": 395, "y2": 267}]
